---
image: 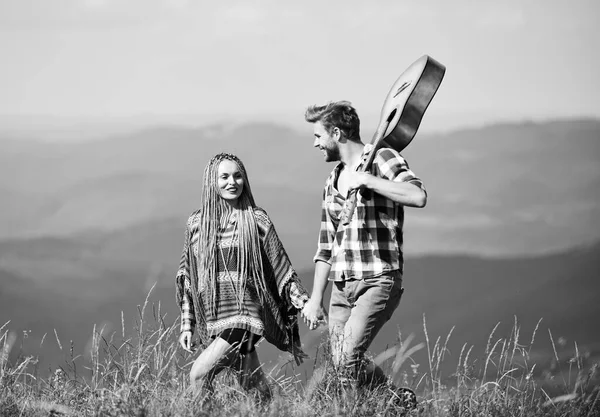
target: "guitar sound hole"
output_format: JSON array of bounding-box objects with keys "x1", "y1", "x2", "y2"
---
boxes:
[{"x1": 386, "y1": 108, "x2": 397, "y2": 123}]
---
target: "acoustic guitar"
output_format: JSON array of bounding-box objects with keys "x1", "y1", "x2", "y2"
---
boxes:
[{"x1": 340, "y1": 55, "x2": 446, "y2": 225}]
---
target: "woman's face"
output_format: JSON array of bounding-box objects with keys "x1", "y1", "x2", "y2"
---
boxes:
[{"x1": 217, "y1": 160, "x2": 244, "y2": 203}]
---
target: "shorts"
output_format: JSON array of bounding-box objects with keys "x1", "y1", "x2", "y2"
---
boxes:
[{"x1": 215, "y1": 328, "x2": 261, "y2": 354}]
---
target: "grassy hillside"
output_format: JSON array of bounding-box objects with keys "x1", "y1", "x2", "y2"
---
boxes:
[
  {"x1": 2, "y1": 247, "x2": 599, "y2": 416},
  {"x1": 2, "y1": 241, "x2": 598, "y2": 388}
]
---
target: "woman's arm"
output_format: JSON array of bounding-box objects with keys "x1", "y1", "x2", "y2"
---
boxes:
[
  {"x1": 255, "y1": 208, "x2": 310, "y2": 306},
  {"x1": 285, "y1": 278, "x2": 310, "y2": 310},
  {"x1": 176, "y1": 218, "x2": 195, "y2": 351},
  {"x1": 179, "y1": 290, "x2": 195, "y2": 352}
]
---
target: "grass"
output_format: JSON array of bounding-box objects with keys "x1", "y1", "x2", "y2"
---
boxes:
[{"x1": 1, "y1": 289, "x2": 599, "y2": 416}]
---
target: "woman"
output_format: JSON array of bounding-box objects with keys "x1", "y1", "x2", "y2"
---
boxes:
[{"x1": 175, "y1": 153, "x2": 309, "y2": 396}]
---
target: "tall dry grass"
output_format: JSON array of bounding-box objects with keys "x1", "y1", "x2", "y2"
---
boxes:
[{"x1": 1, "y1": 289, "x2": 599, "y2": 416}]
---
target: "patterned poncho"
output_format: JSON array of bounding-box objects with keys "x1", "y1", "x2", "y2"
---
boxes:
[{"x1": 175, "y1": 207, "x2": 308, "y2": 364}]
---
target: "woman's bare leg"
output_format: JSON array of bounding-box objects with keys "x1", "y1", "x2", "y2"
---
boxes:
[{"x1": 189, "y1": 337, "x2": 238, "y2": 393}]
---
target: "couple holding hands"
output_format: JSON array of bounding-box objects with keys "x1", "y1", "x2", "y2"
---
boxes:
[{"x1": 175, "y1": 101, "x2": 426, "y2": 405}]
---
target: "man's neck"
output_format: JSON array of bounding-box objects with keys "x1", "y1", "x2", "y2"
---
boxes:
[{"x1": 339, "y1": 140, "x2": 365, "y2": 170}]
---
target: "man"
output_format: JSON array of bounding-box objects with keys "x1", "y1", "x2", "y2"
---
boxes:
[{"x1": 301, "y1": 101, "x2": 426, "y2": 396}]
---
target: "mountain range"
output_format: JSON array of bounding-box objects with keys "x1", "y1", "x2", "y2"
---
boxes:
[{"x1": 1, "y1": 118, "x2": 599, "y2": 260}]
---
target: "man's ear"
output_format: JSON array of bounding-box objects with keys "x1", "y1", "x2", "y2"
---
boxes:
[{"x1": 332, "y1": 126, "x2": 342, "y2": 142}]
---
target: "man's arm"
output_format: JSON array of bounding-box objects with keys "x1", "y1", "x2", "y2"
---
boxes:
[
  {"x1": 349, "y1": 147, "x2": 427, "y2": 207},
  {"x1": 301, "y1": 260, "x2": 331, "y2": 329},
  {"x1": 302, "y1": 180, "x2": 337, "y2": 329},
  {"x1": 349, "y1": 173, "x2": 427, "y2": 207}
]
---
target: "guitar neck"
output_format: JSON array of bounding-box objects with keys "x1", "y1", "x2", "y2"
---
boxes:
[
  {"x1": 339, "y1": 118, "x2": 392, "y2": 226},
  {"x1": 357, "y1": 116, "x2": 393, "y2": 173}
]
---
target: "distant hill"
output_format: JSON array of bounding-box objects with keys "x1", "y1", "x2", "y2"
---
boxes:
[
  {"x1": 403, "y1": 118, "x2": 600, "y2": 256},
  {"x1": 1, "y1": 118, "x2": 599, "y2": 259}
]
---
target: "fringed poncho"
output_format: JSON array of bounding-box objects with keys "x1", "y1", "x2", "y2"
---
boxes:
[{"x1": 175, "y1": 207, "x2": 308, "y2": 364}]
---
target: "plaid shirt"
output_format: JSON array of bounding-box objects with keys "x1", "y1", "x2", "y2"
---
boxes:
[{"x1": 314, "y1": 146, "x2": 425, "y2": 281}]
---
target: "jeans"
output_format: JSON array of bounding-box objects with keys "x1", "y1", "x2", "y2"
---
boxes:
[{"x1": 328, "y1": 270, "x2": 404, "y2": 385}]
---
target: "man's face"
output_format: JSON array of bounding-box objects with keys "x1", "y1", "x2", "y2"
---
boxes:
[{"x1": 312, "y1": 121, "x2": 340, "y2": 162}]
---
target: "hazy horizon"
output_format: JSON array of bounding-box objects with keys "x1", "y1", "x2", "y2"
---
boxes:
[
  {"x1": 1, "y1": 0, "x2": 599, "y2": 142},
  {"x1": 1, "y1": 113, "x2": 598, "y2": 143}
]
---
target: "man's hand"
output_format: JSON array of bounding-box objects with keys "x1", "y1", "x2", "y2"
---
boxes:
[
  {"x1": 179, "y1": 331, "x2": 193, "y2": 353},
  {"x1": 301, "y1": 298, "x2": 328, "y2": 330},
  {"x1": 347, "y1": 171, "x2": 372, "y2": 191}
]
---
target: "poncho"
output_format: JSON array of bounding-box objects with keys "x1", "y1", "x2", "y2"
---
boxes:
[{"x1": 176, "y1": 207, "x2": 308, "y2": 364}]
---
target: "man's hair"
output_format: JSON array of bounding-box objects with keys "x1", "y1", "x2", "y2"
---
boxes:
[{"x1": 304, "y1": 101, "x2": 361, "y2": 142}]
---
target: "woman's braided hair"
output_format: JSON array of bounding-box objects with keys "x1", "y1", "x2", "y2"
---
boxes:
[{"x1": 197, "y1": 153, "x2": 267, "y2": 312}]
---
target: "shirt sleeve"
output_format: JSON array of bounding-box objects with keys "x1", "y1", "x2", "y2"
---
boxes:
[
  {"x1": 285, "y1": 278, "x2": 310, "y2": 310},
  {"x1": 313, "y1": 181, "x2": 337, "y2": 264},
  {"x1": 176, "y1": 220, "x2": 191, "y2": 282},
  {"x1": 180, "y1": 289, "x2": 196, "y2": 333},
  {"x1": 176, "y1": 217, "x2": 195, "y2": 334},
  {"x1": 373, "y1": 147, "x2": 426, "y2": 193}
]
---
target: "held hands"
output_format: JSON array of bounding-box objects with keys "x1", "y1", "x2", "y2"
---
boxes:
[
  {"x1": 301, "y1": 298, "x2": 328, "y2": 330},
  {"x1": 179, "y1": 331, "x2": 193, "y2": 353}
]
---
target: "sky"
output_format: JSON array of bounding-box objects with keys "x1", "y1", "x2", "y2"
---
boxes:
[{"x1": 0, "y1": 0, "x2": 599, "y2": 136}]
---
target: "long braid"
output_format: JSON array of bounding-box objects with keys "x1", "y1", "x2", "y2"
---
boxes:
[
  {"x1": 197, "y1": 153, "x2": 268, "y2": 313},
  {"x1": 197, "y1": 156, "x2": 224, "y2": 313}
]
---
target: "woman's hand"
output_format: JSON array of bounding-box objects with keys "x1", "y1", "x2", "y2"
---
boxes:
[
  {"x1": 179, "y1": 331, "x2": 193, "y2": 353},
  {"x1": 301, "y1": 298, "x2": 328, "y2": 330}
]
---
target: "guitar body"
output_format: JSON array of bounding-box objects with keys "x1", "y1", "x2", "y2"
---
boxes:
[
  {"x1": 377, "y1": 55, "x2": 446, "y2": 152},
  {"x1": 340, "y1": 55, "x2": 445, "y2": 225}
]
